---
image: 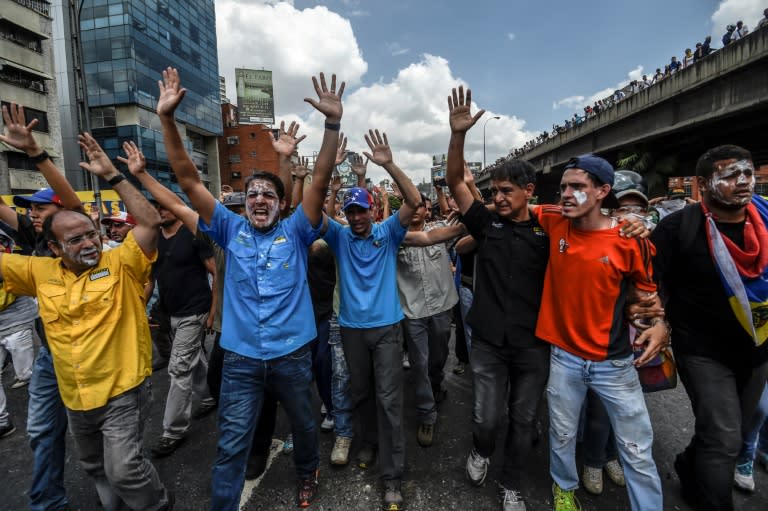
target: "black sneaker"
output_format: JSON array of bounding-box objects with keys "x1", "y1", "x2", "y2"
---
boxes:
[
  {"x1": 245, "y1": 453, "x2": 268, "y2": 480},
  {"x1": 382, "y1": 480, "x2": 404, "y2": 511},
  {"x1": 151, "y1": 436, "x2": 186, "y2": 458},
  {"x1": 416, "y1": 423, "x2": 434, "y2": 448},
  {"x1": 192, "y1": 400, "x2": 217, "y2": 419},
  {"x1": 674, "y1": 452, "x2": 697, "y2": 508},
  {"x1": 0, "y1": 422, "x2": 16, "y2": 439},
  {"x1": 357, "y1": 445, "x2": 378, "y2": 469},
  {"x1": 297, "y1": 469, "x2": 319, "y2": 508}
]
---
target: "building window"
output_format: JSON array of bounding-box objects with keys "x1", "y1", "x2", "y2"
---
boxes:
[
  {"x1": 229, "y1": 154, "x2": 240, "y2": 163},
  {"x1": 90, "y1": 107, "x2": 116, "y2": 128},
  {"x1": 6, "y1": 151, "x2": 41, "y2": 171},
  {"x1": 1, "y1": 101, "x2": 48, "y2": 132},
  {"x1": 227, "y1": 136, "x2": 239, "y2": 145},
  {"x1": 0, "y1": 66, "x2": 46, "y2": 93},
  {"x1": 231, "y1": 171, "x2": 242, "y2": 179},
  {"x1": 0, "y1": 21, "x2": 44, "y2": 53},
  {"x1": 250, "y1": 151, "x2": 257, "y2": 158},
  {"x1": 249, "y1": 132, "x2": 256, "y2": 139},
  {"x1": 12, "y1": 0, "x2": 50, "y2": 17}
]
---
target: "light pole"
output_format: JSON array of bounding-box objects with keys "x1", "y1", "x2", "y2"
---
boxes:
[{"x1": 483, "y1": 116, "x2": 500, "y2": 170}]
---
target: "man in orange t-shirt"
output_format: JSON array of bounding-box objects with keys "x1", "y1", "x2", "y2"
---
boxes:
[{"x1": 532, "y1": 154, "x2": 669, "y2": 511}]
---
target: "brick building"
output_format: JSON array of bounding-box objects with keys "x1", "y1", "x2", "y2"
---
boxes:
[{"x1": 218, "y1": 102, "x2": 279, "y2": 192}]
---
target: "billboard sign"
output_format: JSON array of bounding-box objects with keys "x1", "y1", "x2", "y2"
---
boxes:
[{"x1": 235, "y1": 68, "x2": 275, "y2": 125}]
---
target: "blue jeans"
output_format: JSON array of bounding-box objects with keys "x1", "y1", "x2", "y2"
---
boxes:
[
  {"x1": 458, "y1": 285, "x2": 473, "y2": 354},
  {"x1": 210, "y1": 346, "x2": 319, "y2": 511},
  {"x1": 27, "y1": 345, "x2": 69, "y2": 511},
  {"x1": 547, "y1": 346, "x2": 662, "y2": 511},
  {"x1": 738, "y1": 383, "x2": 768, "y2": 463},
  {"x1": 328, "y1": 314, "x2": 353, "y2": 438}
]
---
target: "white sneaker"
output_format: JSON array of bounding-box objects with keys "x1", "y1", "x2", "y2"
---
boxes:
[
  {"x1": 402, "y1": 352, "x2": 411, "y2": 370},
  {"x1": 466, "y1": 448, "x2": 489, "y2": 486},
  {"x1": 500, "y1": 486, "x2": 527, "y2": 511},
  {"x1": 734, "y1": 461, "x2": 755, "y2": 492}
]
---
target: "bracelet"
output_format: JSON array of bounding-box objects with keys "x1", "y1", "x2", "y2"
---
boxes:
[
  {"x1": 325, "y1": 121, "x2": 341, "y2": 131},
  {"x1": 107, "y1": 174, "x2": 127, "y2": 186},
  {"x1": 28, "y1": 150, "x2": 50, "y2": 165}
]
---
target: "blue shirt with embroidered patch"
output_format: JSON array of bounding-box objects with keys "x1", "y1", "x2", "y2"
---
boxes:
[
  {"x1": 323, "y1": 212, "x2": 407, "y2": 328},
  {"x1": 199, "y1": 202, "x2": 320, "y2": 360}
]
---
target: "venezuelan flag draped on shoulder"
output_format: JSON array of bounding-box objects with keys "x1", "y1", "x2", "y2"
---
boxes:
[{"x1": 705, "y1": 194, "x2": 768, "y2": 346}]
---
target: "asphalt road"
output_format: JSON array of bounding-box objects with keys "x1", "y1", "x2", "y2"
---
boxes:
[{"x1": 2, "y1": 332, "x2": 767, "y2": 511}]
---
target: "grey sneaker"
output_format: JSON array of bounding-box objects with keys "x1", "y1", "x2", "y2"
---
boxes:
[
  {"x1": 581, "y1": 465, "x2": 603, "y2": 495},
  {"x1": 604, "y1": 459, "x2": 625, "y2": 487},
  {"x1": 466, "y1": 448, "x2": 490, "y2": 486},
  {"x1": 330, "y1": 436, "x2": 351, "y2": 466},
  {"x1": 500, "y1": 486, "x2": 527, "y2": 511}
]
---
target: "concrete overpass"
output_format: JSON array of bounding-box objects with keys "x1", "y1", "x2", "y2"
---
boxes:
[{"x1": 477, "y1": 27, "x2": 768, "y2": 202}]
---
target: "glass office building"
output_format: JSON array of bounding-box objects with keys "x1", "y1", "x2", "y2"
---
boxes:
[{"x1": 55, "y1": 0, "x2": 221, "y2": 195}]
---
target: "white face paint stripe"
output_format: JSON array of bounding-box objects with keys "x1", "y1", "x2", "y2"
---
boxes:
[{"x1": 573, "y1": 190, "x2": 588, "y2": 205}]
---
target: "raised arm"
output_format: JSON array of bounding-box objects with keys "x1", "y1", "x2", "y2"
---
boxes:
[
  {"x1": 0, "y1": 103, "x2": 83, "y2": 229},
  {"x1": 350, "y1": 153, "x2": 368, "y2": 188},
  {"x1": 446, "y1": 86, "x2": 485, "y2": 215},
  {"x1": 156, "y1": 67, "x2": 216, "y2": 224},
  {"x1": 78, "y1": 134, "x2": 160, "y2": 256},
  {"x1": 464, "y1": 160, "x2": 483, "y2": 202},
  {"x1": 271, "y1": 121, "x2": 306, "y2": 212},
  {"x1": 363, "y1": 130, "x2": 420, "y2": 227},
  {"x1": 118, "y1": 141, "x2": 199, "y2": 233},
  {"x1": 434, "y1": 179, "x2": 450, "y2": 217},
  {"x1": 291, "y1": 157, "x2": 310, "y2": 208},
  {"x1": 302, "y1": 73, "x2": 344, "y2": 228}
]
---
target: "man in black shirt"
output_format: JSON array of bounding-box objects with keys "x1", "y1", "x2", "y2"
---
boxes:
[
  {"x1": 446, "y1": 86, "x2": 549, "y2": 511},
  {"x1": 652, "y1": 145, "x2": 768, "y2": 511},
  {"x1": 149, "y1": 204, "x2": 217, "y2": 458}
]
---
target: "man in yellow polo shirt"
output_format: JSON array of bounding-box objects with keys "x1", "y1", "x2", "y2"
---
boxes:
[{"x1": 0, "y1": 133, "x2": 172, "y2": 511}]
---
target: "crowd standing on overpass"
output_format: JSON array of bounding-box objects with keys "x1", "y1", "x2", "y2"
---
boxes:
[
  {"x1": 505, "y1": 17, "x2": 768, "y2": 164},
  {"x1": 1, "y1": 58, "x2": 768, "y2": 511}
]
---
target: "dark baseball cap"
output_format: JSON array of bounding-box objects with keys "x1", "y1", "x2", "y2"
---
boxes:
[{"x1": 564, "y1": 154, "x2": 620, "y2": 209}]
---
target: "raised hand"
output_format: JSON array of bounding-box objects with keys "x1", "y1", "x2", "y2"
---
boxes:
[
  {"x1": 78, "y1": 133, "x2": 119, "y2": 178},
  {"x1": 117, "y1": 141, "x2": 146, "y2": 176},
  {"x1": 292, "y1": 156, "x2": 311, "y2": 180},
  {"x1": 335, "y1": 132, "x2": 348, "y2": 165},
  {"x1": 157, "y1": 67, "x2": 187, "y2": 117},
  {"x1": 304, "y1": 73, "x2": 344, "y2": 123},
  {"x1": 350, "y1": 153, "x2": 368, "y2": 177},
  {"x1": 448, "y1": 85, "x2": 485, "y2": 134},
  {"x1": 363, "y1": 129, "x2": 393, "y2": 167},
  {"x1": 0, "y1": 103, "x2": 41, "y2": 154},
  {"x1": 331, "y1": 173, "x2": 342, "y2": 193},
  {"x1": 272, "y1": 120, "x2": 306, "y2": 158},
  {"x1": 391, "y1": 181, "x2": 402, "y2": 199}
]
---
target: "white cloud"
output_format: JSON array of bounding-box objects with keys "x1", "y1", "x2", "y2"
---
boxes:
[
  {"x1": 215, "y1": 2, "x2": 532, "y2": 184},
  {"x1": 507, "y1": 32, "x2": 515, "y2": 41},
  {"x1": 215, "y1": 1, "x2": 367, "y2": 117},
  {"x1": 552, "y1": 65, "x2": 644, "y2": 113},
  {"x1": 711, "y1": 0, "x2": 765, "y2": 32},
  {"x1": 385, "y1": 42, "x2": 410, "y2": 57}
]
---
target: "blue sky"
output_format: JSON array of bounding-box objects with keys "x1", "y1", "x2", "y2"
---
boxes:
[{"x1": 216, "y1": 0, "x2": 765, "y2": 183}]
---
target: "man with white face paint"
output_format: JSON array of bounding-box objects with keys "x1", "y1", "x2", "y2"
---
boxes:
[
  {"x1": 0, "y1": 133, "x2": 171, "y2": 510},
  {"x1": 652, "y1": 145, "x2": 768, "y2": 511},
  {"x1": 156, "y1": 66, "x2": 343, "y2": 510}
]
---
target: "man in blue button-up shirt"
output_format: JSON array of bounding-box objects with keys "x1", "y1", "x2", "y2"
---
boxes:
[{"x1": 156, "y1": 66, "x2": 344, "y2": 511}]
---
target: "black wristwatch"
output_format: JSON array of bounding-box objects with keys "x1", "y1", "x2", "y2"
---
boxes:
[
  {"x1": 28, "y1": 150, "x2": 50, "y2": 165},
  {"x1": 107, "y1": 174, "x2": 126, "y2": 186}
]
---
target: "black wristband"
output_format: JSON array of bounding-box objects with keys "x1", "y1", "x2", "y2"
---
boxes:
[
  {"x1": 28, "y1": 150, "x2": 50, "y2": 165},
  {"x1": 107, "y1": 174, "x2": 126, "y2": 186},
  {"x1": 325, "y1": 121, "x2": 341, "y2": 131}
]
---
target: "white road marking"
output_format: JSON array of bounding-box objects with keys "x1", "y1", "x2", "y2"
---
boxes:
[{"x1": 239, "y1": 438, "x2": 285, "y2": 510}]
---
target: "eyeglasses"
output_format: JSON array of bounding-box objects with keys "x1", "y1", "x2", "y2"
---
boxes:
[
  {"x1": 614, "y1": 205, "x2": 647, "y2": 215},
  {"x1": 61, "y1": 230, "x2": 100, "y2": 248},
  {"x1": 246, "y1": 190, "x2": 278, "y2": 200}
]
